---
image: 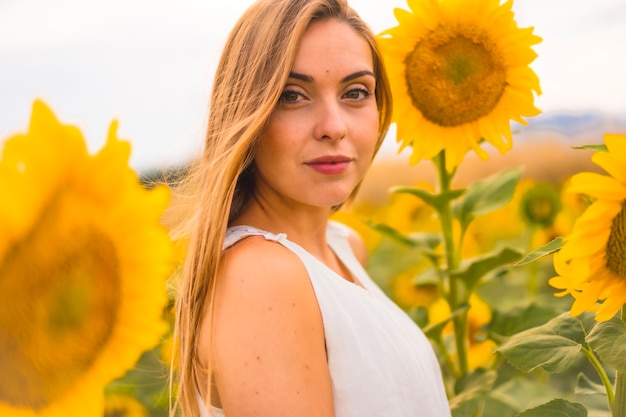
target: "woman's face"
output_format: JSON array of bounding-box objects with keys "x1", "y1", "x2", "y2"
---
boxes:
[{"x1": 254, "y1": 18, "x2": 379, "y2": 211}]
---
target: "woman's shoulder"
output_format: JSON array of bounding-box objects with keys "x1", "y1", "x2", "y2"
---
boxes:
[
  {"x1": 223, "y1": 225, "x2": 287, "y2": 250},
  {"x1": 210, "y1": 233, "x2": 331, "y2": 416},
  {"x1": 328, "y1": 220, "x2": 368, "y2": 266},
  {"x1": 220, "y1": 232, "x2": 305, "y2": 288}
]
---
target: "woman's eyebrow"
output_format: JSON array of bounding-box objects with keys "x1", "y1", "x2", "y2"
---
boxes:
[
  {"x1": 287, "y1": 70, "x2": 375, "y2": 83},
  {"x1": 341, "y1": 70, "x2": 375, "y2": 83},
  {"x1": 288, "y1": 71, "x2": 314, "y2": 82}
]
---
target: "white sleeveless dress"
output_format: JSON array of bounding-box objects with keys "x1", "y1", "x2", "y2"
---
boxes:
[{"x1": 199, "y1": 222, "x2": 451, "y2": 417}]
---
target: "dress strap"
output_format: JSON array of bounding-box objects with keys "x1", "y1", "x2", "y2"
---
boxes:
[{"x1": 223, "y1": 225, "x2": 287, "y2": 250}]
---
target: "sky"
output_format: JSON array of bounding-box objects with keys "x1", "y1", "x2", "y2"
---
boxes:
[{"x1": 0, "y1": 0, "x2": 625, "y2": 172}]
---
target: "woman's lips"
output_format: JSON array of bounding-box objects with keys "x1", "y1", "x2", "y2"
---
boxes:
[{"x1": 305, "y1": 155, "x2": 352, "y2": 175}]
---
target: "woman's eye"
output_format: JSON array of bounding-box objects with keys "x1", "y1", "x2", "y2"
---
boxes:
[
  {"x1": 279, "y1": 90, "x2": 304, "y2": 103},
  {"x1": 344, "y1": 88, "x2": 371, "y2": 100}
]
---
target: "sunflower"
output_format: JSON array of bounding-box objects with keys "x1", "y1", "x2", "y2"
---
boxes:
[
  {"x1": 519, "y1": 182, "x2": 562, "y2": 229},
  {"x1": 549, "y1": 134, "x2": 626, "y2": 321},
  {"x1": 392, "y1": 268, "x2": 440, "y2": 310},
  {"x1": 0, "y1": 100, "x2": 173, "y2": 416},
  {"x1": 385, "y1": 183, "x2": 439, "y2": 234},
  {"x1": 378, "y1": 0, "x2": 542, "y2": 170},
  {"x1": 429, "y1": 294, "x2": 496, "y2": 369},
  {"x1": 331, "y1": 204, "x2": 384, "y2": 253}
]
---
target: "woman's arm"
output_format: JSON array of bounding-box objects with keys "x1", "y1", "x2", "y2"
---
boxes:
[{"x1": 206, "y1": 236, "x2": 334, "y2": 417}]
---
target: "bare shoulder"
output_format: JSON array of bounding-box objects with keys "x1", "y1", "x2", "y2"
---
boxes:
[
  {"x1": 344, "y1": 226, "x2": 369, "y2": 266},
  {"x1": 213, "y1": 235, "x2": 319, "y2": 339},
  {"x1": 218, "y1": 235, "x2": 310, "y2": 297},
  {"x1": 205, "y1": 236, "x2": 334, "y2": 416}
]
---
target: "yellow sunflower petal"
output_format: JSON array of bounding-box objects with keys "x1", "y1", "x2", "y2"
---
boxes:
[
  {"x1": 562, "y1": 227, "x2": 609, "y2": 259},
  {"x1": 604, "y1": 134, "x2": 626, "y2": 164},
  {"x1": 378, "y1": 0, "x2": 541, "y2": 170},
  {"x1": 551, "y1": 134, "x2": 626, "y2": 321},
  {"x1": 592, "y1": 134, "x2": 626, "y2": 184},
  {"x1": 596, "y1": 282, "x2": 626, "y2": 321},
  {"x1": 548, "y1": 276, "x2": 573, "y2": 297},
  {"x1": 104, "y1": 394, "x2": 149, "y2": 417},
  {"x1": 569, "y1": 172, "x2": 626, "y2": 201},
  {"x1": 0, "y1": 100, "x2": 174, "y2": 415}
]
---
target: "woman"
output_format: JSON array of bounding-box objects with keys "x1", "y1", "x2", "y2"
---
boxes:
[{"x1": 171, "y1": 0, "x2": 451, "y2": 416}]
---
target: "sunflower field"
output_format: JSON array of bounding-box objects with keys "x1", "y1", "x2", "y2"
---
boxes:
[{"x1": 1, "y1": 0, "x2": 626, "y2": 416}]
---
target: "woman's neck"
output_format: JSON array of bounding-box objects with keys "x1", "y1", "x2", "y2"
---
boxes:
[{"x1": 232, "y1": 198, "x2": 334, "y2": 257}]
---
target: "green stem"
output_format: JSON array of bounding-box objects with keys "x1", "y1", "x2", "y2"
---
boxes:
[
  {"x1": 581, "y1": 347, "x2": 614, "y2": 406},
  {"x1": 433, "y1": 334, "x2": 459, "y2": 384},
  {"x1": 525, "y1": 226, "x2": 538, "y2": 295},
  {"x1": 611, "y1": 306, "x2": 626, "y2": 417},
  {"x1": 435, "y1": 152, "x2": 469, "y2": 377},
  {"x1": 456, "y1": 227, "x2": 467, "y2": 265}
]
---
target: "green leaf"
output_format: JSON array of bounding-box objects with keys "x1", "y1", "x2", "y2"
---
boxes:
[
  {"x1": 575, "y1": 372, "x2": 606, "y2": 396},
  {"x1": 576, "y1": 311, "x2": 599, "y2": 335},
  {"x1": 571, "y1": 144, "x2": 608, "y2": 152},
  {"x1": 451, "y1": 246, "x2": 522, "y2": 292},
  {"x1": 423, "y1": 304, "x2": 469, "y2": 340},
  {"x1": 450, "y1": 369, "x2": 497, "y2": 417},
  {"x1": 488, "y1": 303, "x2": 561, "y2": 338},
  {"x1": 454, "y1": 167, "x2": 522, "y2": 230},
  {"x1": 413, "y1": 267, "x2": 440, "y2": 286},
  {"x1": 497, "y1": 313, "x2": 586, "y2": 373},
  {"x1": 106, "y1": 348, "x2": 170, "y2": 413},
  {"x1": 406, "y1": 232, "x2": 442, "y2": 252},
  {"x1": 366, "y1": 238, "x2": 427, "y2": 292},
  {"x1": 366, "y1": 222, "x2": 441, "y2": 253},
  {"x1": 365, "y1": 221, "x2": 418, "y2": 247},
  {"x1": 515, "y1": 399, "x2": 587, "y2": 417},
  {"x1": 391, "y1": 185, "x2": 465, "y2": 214},
  {"x1": 408, "y1": 306, "x2": 429, "y2": 329},
  {"x1": 586, "y1": 317, "x2": 626, "y2": 373},
  {"x1": 515, "y1": 237, "x2": 564, "y2": 266},
  {"x1": 485, "y1": 376, "x2": 565, "y2": 416}
]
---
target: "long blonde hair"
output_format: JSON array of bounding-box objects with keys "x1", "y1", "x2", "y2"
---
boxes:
[{"x1": 170, "y1": 0, "x2": 392, "y2": 415}]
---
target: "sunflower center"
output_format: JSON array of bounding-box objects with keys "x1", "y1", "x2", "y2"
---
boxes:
[
  {"x1": 0, "y1": 194, "x2": 121, "y2": 409},
  {"x1": 521, "y1": 186, "x2": 562, "y2": 228},
  {"x1": 404, "y1": 24, "x2": 507, "y2": 127},
  {"x1": 606, "y1": 200, "x2": 626, "y2": 279}
]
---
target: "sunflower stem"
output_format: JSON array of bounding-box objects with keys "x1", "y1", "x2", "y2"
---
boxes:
[
  {"x1": 581, "y1": 347, "x2": 614, "y2": 406},
  {"x1": 525, "y1": 226, "x2": 538, "y2": 295},
  {"x1": 435, "y1": 152, "x2": 469, "y2": 377},
  {"x1": 611, "y1": 306, "x2": 626, "y2": 416}
]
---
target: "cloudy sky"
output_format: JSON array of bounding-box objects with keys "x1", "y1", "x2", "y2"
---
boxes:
[{"x1": 1, "y1": 0, "x2": 625, "y2": 171}]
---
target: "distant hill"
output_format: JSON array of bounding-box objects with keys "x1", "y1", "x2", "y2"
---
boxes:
[{"x1": 513, "y1": 110, "x2": 626, "y2": 143}]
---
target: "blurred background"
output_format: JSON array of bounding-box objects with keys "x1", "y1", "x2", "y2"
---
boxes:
[{"x1": 1, "y1": 0, "x2": 625, "y2": 185}]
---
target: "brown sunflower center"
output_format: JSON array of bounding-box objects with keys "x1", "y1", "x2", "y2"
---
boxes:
[
  {"x1": 0, "y1": 193, "x2": 121, "y2": 410},
  {"x1": 606, "y1": 200, "x2": 626, "y2": 278},
  {"x1": 404, "y1": 24, "x2": 507, "y2": 127}
]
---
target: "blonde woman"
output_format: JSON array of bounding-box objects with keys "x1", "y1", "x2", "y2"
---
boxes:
[{"x1": 171, "y1": 0, "x2": 451, "y2": 416}]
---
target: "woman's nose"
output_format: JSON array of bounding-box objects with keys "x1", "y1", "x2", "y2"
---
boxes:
[{"x1": 314, "y1": 100, "x2": 347, "y2": 141}]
